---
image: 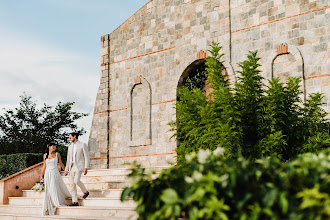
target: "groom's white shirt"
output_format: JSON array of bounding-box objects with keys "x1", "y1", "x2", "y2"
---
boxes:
[
  {"x1": 65, "y1": 141, "x2": 90, "y2": 172},
  {"x1": 72, "y1": 141, "x2": 78, "y2": 163}
]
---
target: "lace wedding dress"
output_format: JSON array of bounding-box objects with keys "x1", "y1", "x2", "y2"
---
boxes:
[{"x1": 42, "y1": 153, "x2": 71, "y2": 215}]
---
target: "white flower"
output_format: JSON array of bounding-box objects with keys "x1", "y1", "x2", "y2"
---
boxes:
[
  {"x1": 320, "y1": 173, "x2": 327, "y2": 179},
  {"x1": 185, "y1": 152, "x2": 196, "y2": 162},
  {"x1": 220, "y1": 174, "x2": 229, "y2": 187},
  {"x1": 185, "y1": 176, "x2": 194, "y2": 183},
  {"x1": 318, "y1": 153, "x2": 324, "y2": 159},
  {"x1": 198, "y1": 149, "x2": 211, "y2": 163},
  {"x1": 31, "y1": 182, "x2": 44, "y2": 192},
  {"x1": 192, "y1": 171, "x2": 203, "y2": 181},
  {"x1": 127, "y1": 176, "x2": 140, "y2": 186},
  {"x1": 213, "y1": 147, "x2": 225, "y2": 156}
]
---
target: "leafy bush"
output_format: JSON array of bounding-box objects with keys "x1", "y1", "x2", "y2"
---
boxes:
[
  {"x1": 56, "y1": 145, "x2": 68, "y2": 165},
  {"x1": 121, "y1": 148, "x2": 330, "y2": 220},
  {"x1": 171, "y1": 43, "x2": 330, "y2": 162},
  {"x1": 0, "y1": 153, "x2": 43, "y2": 179}
]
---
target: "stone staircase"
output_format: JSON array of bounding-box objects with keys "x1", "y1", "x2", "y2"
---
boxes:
[{"x1": 0, "y1": 168, "x2": 144, "y2": 220}]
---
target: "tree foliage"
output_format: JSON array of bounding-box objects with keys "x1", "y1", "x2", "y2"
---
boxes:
[
  {"x1": 171, "y1": 43, "x2": 330, "y2": 162},
  {"x1": 0, "y1": 94, "x2": 88, "y2": 154}
]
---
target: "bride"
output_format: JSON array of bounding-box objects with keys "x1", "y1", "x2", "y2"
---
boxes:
[{"x1": 40, "y1": 142, "x2": 71, "y2": 215}]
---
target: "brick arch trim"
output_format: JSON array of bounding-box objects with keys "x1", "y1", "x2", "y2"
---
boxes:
[
  {"x1": 177, "y1": 59, "x2": 236, "y2": 89},
  {"x1": 177, "y1": 59, "x2": 206, "y2": 88},
  {"x1": 266, "y1": 44, "x2": 306, "y2": 101}
]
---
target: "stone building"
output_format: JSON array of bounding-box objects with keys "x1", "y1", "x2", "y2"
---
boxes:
[{"x1": 88, "y1": 0, "x2": 329, "y2": 169}]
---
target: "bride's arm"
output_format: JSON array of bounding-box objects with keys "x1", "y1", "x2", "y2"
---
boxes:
[
  {"x1": 57, "y1": 153, "x2": 66, "y2": 171},
  {"x1": 40, "y1": 154, "x2": 46, "y2": 181}
]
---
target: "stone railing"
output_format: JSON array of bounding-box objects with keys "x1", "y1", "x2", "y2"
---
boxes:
[{"x1": 0, "y1": 162, "x2": 43, "y2": 204}]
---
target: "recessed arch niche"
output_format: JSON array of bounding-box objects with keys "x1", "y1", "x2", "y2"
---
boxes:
[
  {"x1": 129, "y1": 76, "x2": 152, "y2": 147},
  {"x1": 269, "y1": 44, "x2": 306, "y2": 101}
]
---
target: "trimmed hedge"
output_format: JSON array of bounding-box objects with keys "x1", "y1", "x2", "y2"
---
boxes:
[
  {"x1": 122, "y1": 148, "x2": 330, "y2": 220},
  {"x1": 0, "y1": 153, "x2": 43, "y2": 179}
]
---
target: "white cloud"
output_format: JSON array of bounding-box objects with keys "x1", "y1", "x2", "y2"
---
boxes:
[{"x1": 0, "y1": 27, "x2": 99, "y2": 144}]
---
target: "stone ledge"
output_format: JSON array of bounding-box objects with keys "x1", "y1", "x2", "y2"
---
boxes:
[{"x1": 128, "y1": 139, "x2": 152, "y2": 147}]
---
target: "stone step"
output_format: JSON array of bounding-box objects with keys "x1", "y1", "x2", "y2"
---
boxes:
[
  {"x1": 8, "y1": 197, "x2": 136, "y2": 208},
  {"x1": 59, "y1": 166, "x2": 171, "y2": 177},
  {"x1": 60, "y1": 169, "x2": 131, "y2": 177},
  {"x1": 0, "y1": 205, "x2": 136, "y2": 218},
  {"x1": 64, "y1": 181, "x2": 127, "y2": 190},
  {"x1": 22, "y1": 189, "x2": 124, "y2": 198},
  {"x1": 82, "y1": 198, "x2": 135, "y2": 208},
  {"x1": 57, "y1": 206, "x2": 136, "y2": 218},
  {"x1": 0, "y1": 213, "x2": 132, "y2": 220},
  {"x1": 61, "y1": 175, "x2": 128, "y2": 184}
]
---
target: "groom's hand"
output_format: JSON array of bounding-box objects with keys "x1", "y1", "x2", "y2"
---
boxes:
[
  {"x1": 83, "y1": 168, "x2": 88, "y2": 175},
  {"x1": 64, "y1": 171, "x2": 69, "y2": 176}
]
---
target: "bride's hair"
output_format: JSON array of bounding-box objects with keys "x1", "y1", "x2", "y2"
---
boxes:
[{"x1": 45, "y1": 142, "x2": 56, "y2": 160}]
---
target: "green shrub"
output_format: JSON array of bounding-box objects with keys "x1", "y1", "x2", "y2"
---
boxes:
[
  {"x1": 0, "y1": 153, "x2": 43, "y2": 179},
  {"x1": 171, "y1": 43, "x2": 330, "y2": 162},
  {"x1": 56, "y1": 145, "x2": 68, "y2": 165},
  {"x1": 121, "y1": 148, "x2": 330, "y2": 220},
  {"x1": 170, "y1": 43, "x2": 241, "y2": 162}
]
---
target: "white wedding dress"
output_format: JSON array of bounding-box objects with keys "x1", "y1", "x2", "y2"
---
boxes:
[{"x1": 42, "y1": 153, "x2": 71, "y2": 215}]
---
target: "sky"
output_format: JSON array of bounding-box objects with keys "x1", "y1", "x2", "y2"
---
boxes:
[{"x1": 0, "y1": 0, "x2": 149, "y2": 144}]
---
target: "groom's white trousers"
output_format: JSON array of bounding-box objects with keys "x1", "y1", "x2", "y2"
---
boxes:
[{"x1": 69, "y1": 164, "x2": 88, "y2": 203}]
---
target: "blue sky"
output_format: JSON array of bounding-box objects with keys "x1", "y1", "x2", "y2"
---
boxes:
[{"x1": 0, "y1": 0, "x2": 149, "y2": 143}]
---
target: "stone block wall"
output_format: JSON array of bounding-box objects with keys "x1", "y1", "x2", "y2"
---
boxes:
[
  {"x1": 88, "y1": 36, "x2": 110, "y2": 169},
  {"x1": 231, "y1": 0, "x2": 329, "y2": 108},
  {"x1": 89, "y1": 0, "x2": 329, "y2": 168}
]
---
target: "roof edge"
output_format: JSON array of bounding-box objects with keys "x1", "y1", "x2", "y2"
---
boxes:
[{"x1": 101, "y1": 0, "x2": 154, "y2": 37}]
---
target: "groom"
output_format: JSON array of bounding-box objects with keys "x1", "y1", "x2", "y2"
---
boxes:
[{"x1": 64, "y1": 132, "x2": 90, "y2": 206}]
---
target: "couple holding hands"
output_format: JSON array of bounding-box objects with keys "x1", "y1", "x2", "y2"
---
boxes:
[{"x1": 40, "y1": 132, "x2": 90, "y2": 215}]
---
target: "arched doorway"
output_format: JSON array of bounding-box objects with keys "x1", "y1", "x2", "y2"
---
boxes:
[
  {"x1": 178, "y1": 59, "x2": 228, "y2": 97},
  {"x1": 178, "y1": 59, "x2": 207, "y2": 91}
]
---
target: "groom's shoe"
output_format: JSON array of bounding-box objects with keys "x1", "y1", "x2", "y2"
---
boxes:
[
  {"x1": 69, "y1": 202, "x2": 79, "y2": 206},
  {"x1": 83, "y1": 191, "x2": 90, "y2": 199}
]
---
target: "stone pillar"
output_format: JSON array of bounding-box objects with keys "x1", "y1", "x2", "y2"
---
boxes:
[{"x1": 88, "y1": 35, "x2": 110, "y2": 169}]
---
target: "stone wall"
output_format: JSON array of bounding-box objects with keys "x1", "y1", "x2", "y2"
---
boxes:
[
  {"x1": 89, "y1": 0, "x2": 329, "y2": 168},
  {"x1": 231, "y1": 0, "x2": 329, "y2": 106}
]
